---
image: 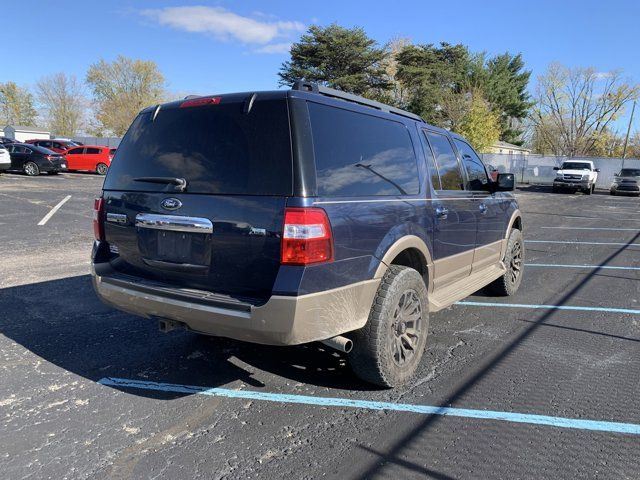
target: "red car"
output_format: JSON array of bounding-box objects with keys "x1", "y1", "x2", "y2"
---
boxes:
[
  {"x1": 64, "y1": 146, "x2": 115, "y2": 175},
  {"x1": 25, "y1": 139, "x2": 79, "y2": 153}
]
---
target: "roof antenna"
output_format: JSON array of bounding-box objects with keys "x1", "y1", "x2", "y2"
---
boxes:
[{"x1": 243, "y1": 93, "x2": 257, "y2": 114}]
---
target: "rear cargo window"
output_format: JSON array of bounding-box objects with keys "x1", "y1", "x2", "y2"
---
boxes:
[
  {"x1": 103, "y1": 98, "x2": 292, "y2": 195},
  {"x1": 308, "y1": 102, "x2": 419, "y2": 196}
]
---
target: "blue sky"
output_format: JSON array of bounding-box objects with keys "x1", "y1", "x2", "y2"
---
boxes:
[{"x1": 2, "y1": 0, "x2": 639, "y2": 130}]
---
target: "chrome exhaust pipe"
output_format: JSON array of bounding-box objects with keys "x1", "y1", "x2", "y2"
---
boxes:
[{"x1": 320, "y1": 335, "x2": 353, "y2": 353}]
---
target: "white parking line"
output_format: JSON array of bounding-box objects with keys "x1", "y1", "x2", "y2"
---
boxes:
[
  {"x1": 540, "y1": 226, "x2": 640, "y2": 231},
  {"x1": 37, "y1": 195, "x2": 72, "y2": 226}
]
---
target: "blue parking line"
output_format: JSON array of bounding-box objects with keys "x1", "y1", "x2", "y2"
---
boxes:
[
  {"x1": 526, "y1": 263, "x2": 640, "y2": 271},
  {"x1": 541, "y1": 226, "x2": 640, "y2": 231},
  {"x1": 97, "y1": 377, "x2": 640, "y2": 435},
  {"x1": 456, "y1": 301, "x2": 640, "y2": 315},
  {"x1": 526, "y1": 240, "x2": 640, "y2": 247}
]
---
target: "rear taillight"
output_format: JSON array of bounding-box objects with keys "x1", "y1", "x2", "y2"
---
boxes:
[
  {"x1": 93, "y1": 197, "x2": 105, "y2": 241},
  {"x1": 281, "y1": 208, "x2": 333, "y2": 265}
]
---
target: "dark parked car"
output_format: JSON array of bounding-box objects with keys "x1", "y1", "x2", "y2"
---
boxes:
[
  {"x1": 91, "y1": 82, "x2": 522, "y2": 387},
  {"x1": 6, "y1": 143, "x2": 67, "y2": 176},
  {"x1": 25, "y1": 138, "x2": 79, "y2": 154},
  {"x1": 610, "y1": 168, "x2": 640, "y2": 196}
]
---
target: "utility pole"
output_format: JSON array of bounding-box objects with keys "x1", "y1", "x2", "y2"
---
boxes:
[{"x1": 621, "y1": 100, "x2": 636, "y2": 170}]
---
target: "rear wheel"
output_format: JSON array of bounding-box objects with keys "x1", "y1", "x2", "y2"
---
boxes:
[
  {"x1": 610, "y1": 190, "x2": 616, "y2": 196},
  {"x1": 349, "y1": 265, "x2": 429, "y2": 387},
  {"x1": 96, "y1": 163, "x2": 108, "y2": 175},
  {"x1": 23, "y1": 162, "x2": 39, "y2": 176},
  {"x1": 486, "y1": 228, "x2": 524, "y2": 296}
]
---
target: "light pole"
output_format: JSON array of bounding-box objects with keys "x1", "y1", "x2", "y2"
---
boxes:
[{"x1": 621, "y1": 100, "x2": 636, "y2": 170}]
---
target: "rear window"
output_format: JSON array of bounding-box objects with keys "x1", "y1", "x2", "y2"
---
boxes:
[
  {"x1": 308, "y1": 102, "x2": 419, "y2": 196},
  {"x1": 104, "y1": 98, "x2": 292, "y2": 195}
]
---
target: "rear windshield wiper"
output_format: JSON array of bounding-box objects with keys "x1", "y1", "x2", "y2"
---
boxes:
[{"x1": 133, "y1": 177, "x2": 187, "y2": 192}]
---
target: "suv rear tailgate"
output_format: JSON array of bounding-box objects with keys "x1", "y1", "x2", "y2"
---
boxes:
[{"x1": 100, "y1": 93, "x2": 292, "y2": 299}]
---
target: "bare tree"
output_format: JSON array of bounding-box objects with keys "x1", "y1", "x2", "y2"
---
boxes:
[
  {"x1": 37, "y1": 73, "x2": 85, "y2": 137},
  {"x1": 531, "y1": 63, "x2": 640, "y2": 156},
  {"x1": 385, "y1": 36, "x2": 412, "y2": 107}
]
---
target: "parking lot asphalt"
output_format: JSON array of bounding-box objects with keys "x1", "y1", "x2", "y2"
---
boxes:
[{"x1": 1, "y1": 173, "x2": 639, "y2": 479}]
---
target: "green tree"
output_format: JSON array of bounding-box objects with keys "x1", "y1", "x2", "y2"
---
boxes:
[
  {"x1": 395, "y1": 45, "x2": 532, "y2": 144},
  {"x1": 278, "y1": 24, "x2": 390, "y2": 97},
  {"x1": 86, "y1": 55, "x2": 165, "y2": 136},
  {"x1": 0, "y1": 82, "x2": 37, "y2": 126},
  {"x1": 395, "y1": 42, "x2": 471, "y2": 127},
  {"x1": 37, "y1": 73, "x2": 85, "y2": 137},
  {"x1": 456, "y1": 92, "x2": 501, "y2": 152},
  {"x1": 477, "y1": 53, "x2": 532, "y2": 145}
]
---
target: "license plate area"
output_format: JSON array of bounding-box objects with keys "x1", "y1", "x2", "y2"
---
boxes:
[{"x1": 136, "y1": 228, "x2": 212, "y2": 266}]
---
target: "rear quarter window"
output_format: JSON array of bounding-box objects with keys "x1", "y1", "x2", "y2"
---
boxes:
[
  {"x1": 103, "y1": 98, "x2": 293, "y2": 195},
  {"x1": 308, "y1": 102, "x2": 419, "y2": 196}
]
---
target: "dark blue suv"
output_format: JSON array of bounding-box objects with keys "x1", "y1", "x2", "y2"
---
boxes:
[{"x1": 91, "y1": 82, "x2": 523, "y2": 387}]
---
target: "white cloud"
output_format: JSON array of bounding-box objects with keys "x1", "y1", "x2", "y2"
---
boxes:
[
  {"x1": 142, "y1": 6, "x2": 304, "y2": 45},
  {"x1": 253, "y1": 42, "x2": 292, "y2": 54},
  {"x1": 594, "y1": 71, "x2": 613, "y2": 80}
]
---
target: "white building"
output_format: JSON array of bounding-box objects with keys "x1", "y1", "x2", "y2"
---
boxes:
[
  {"x1": 3, "y1": 125, "x2": 51, "y2": 142},
  {"x1": 489, "y1": 141, "x2": 531, "y2": 155}
]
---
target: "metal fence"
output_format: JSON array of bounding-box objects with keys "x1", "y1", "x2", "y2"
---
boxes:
[
  {"x1": 479, "y1": 153, "x2": 640, "y2": 189},
  {"x1": 72, "y1": 136, "x2": 121, "y2": 148}
]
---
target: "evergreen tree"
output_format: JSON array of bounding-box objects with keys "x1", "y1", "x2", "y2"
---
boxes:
[{"x1": 279, "y1": 24, "x2": 390, "y2": 97}]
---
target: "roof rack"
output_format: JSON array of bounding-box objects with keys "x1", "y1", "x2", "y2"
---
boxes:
[{"x1": 292, "y1": 80, "x2": 425, "y2": 123}]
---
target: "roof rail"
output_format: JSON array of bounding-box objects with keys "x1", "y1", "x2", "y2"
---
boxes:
[{"x1": 292, "y1": 81, "x2": 424, "y2": 123}]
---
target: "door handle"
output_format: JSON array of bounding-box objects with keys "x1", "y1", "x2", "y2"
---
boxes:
[
  {"x1": 479, "y1": 203, "x2": 488, "y2": 214},
  {"x1": 435, "y1": 206, "x2": 449, "y2": 219}
]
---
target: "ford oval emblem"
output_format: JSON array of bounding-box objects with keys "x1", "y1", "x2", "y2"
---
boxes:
[{"x1": 161, "y1": 198, "x2": 182, "y2": 211}]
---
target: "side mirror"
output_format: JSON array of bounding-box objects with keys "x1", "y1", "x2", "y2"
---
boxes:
[
  {"x1": 496, "y1": 173, "x2": 515, "y2": 191},
  {"x1": 595, "y1": 168, "x2": 601, "y2": 173},
  {"x1": 553, "y1": 166, "x2": 560, "y2": 171}
]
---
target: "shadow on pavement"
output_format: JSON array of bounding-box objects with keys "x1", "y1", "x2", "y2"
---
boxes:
[{"x1": 0, "y1": 275, "x2": 376, "y2": 399}]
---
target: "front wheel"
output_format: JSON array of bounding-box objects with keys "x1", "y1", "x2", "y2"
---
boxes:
[
  {"x1": 486, "y1": 228, "x2": 524, "y2": 296},
  {"x1": 349, "y1": 265, "x2": 429, "y2": 387},
  {"x1": 23, "y1": 162, "x2": 40, "y2": 176},
  {"x1": 96, "y1": 163, "x2": 108, "y2": 175}
]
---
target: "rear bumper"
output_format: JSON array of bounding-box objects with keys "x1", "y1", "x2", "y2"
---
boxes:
[{"x1": 91, "y1": 263, "x2": 379, "y2": 346}]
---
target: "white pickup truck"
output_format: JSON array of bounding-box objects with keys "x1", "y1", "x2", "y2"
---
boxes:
[{"x1": 552, "y1": 160, "x2": 600, "y2": 195}]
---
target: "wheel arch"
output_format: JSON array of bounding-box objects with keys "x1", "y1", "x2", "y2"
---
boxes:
[{"x1": 374, "y1": 235, "x2": 434, "y2": 293}]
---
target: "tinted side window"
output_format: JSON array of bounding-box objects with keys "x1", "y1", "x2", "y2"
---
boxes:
[
  {"x1": 421, "y1": 130, "x2": 441, "y2": 190},
  {"x1": 86, "y1": 147, "x2": 100, "y2": 154},
  {"x1": 309, "y1": 102, "x2": 419, "y2": 196},
  {"x1": 425, "y1": 131, "x2": 463, "y2": 191},
  {"x1": 67, "y1": 147, "x2": 83, "y2": 155},
  {"x1": 454, "y1": 139, "x2": 489, "y2": 191}
]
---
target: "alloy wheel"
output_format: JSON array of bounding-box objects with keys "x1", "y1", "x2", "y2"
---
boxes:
[{"x1": 389, "y1": 289, "x2": 423, "y2": 367}]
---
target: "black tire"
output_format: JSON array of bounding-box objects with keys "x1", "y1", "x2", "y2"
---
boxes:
[
  {"x1": 23, "y1": 161, "x2": 39, "y2": 176},
  {"x1": 349, "y1": 265, "x2": 429, "y2": 388},
  {"x1": 551, "y1": 186, "x2": 558, "y2": 193},
  {"x1": 486, "y1": 228, "x2": 524, "y2": 296},
  {"x1": 96, "y1": 163, "x2": 108, "y2": 175},
  {"x1": 584, "y1": 184, "x2": 592, "y2": 195},
  {"x1": 610, "y1": 191, "x2": 616, "y2": 196},
  {"x1": 47, "y1": 171, "x2": 59, "y2": 175}
]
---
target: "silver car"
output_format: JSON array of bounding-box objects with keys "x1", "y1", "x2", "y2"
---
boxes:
[
  {"x1": 610, "y1": 168, "x2": 640, "y2": 196},
  {"x1": 0, "y1": 144, "x2": 11, "y2": 173}
]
